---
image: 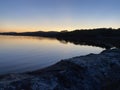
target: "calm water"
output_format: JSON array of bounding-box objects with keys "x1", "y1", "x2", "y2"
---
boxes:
[{"x1": 0, "y1": 35, "x2": 104, "y2": 75}]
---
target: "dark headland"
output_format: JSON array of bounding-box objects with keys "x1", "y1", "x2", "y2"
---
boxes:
[{"x1": 1, "y1": 28, "x2": 120, "y2": 49}]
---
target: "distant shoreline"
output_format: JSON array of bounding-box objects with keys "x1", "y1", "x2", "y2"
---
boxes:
[{"x1": 1, "y1": 28, "x2": 120, "y2": 49}]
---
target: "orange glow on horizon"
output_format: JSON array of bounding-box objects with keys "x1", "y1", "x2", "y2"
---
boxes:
[{"x1": 0, "y1": 22, "x2": 120, "y2": 32}]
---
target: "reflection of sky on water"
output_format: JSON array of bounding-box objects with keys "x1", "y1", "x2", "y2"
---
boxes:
[{"x1": 0, "y1": 35, "x2": 104, "y2": 74}]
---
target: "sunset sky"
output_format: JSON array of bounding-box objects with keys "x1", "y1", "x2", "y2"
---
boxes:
[{"x1": 0, "y1": 0, "x2": 120, "y2": 32}]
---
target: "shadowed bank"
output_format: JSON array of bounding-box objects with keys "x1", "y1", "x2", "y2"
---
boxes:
[{"x1": 1, "y1": 28, "x2": 120, "y2": 49}]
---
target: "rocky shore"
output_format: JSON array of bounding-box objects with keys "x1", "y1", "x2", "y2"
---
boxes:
[{"x1": 0, "y1": 49, "x2": 120, "y2": 90}]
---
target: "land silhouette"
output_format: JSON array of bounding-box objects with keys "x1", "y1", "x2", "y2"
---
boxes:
[{"x1": 0, "y1": 28, "x2": 120, "y2": 49}]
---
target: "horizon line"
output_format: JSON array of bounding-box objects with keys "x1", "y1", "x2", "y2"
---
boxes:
[{"x1": 0, "y1": 27, "x2": 120, "y2": 33}]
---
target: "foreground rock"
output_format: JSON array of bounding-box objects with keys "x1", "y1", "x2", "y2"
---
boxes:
[{"x1": 0, "y1": 49, "x2": 120, "y2": 90}]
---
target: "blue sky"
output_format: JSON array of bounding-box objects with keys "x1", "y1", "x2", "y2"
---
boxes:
[{"x1": 0, "y1": 0, "x2": 120, "y2": 32}]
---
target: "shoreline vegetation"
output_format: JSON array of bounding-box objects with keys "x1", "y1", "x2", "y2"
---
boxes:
[
  {"x1": 0, "y1": 49, "x2": 120, "y2": 90},
  {"x1": 0, "y1": 28, "x2": 120, "y2": 49}
]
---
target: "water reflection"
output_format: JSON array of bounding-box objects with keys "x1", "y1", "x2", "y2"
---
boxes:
[
  {"x1": 57, "y1": 38, "x2": 118, "y2": 49},
  {"x1": 0, "y1": 35, "x2": 104, "y2": 75}
]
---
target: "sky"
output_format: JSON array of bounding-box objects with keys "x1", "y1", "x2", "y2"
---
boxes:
[{"x1": 0, "y1": 0, "x2": 120, "y2": 32}]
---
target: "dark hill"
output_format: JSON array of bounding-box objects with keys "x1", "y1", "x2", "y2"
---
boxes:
[{"x1": 1, "y1": 28, "x2": 120, "y2": 49}]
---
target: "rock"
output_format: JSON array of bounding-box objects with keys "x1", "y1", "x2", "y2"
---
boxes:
[{"x1": 0, "y1": 49, "x2": 120, "y2": 90}]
